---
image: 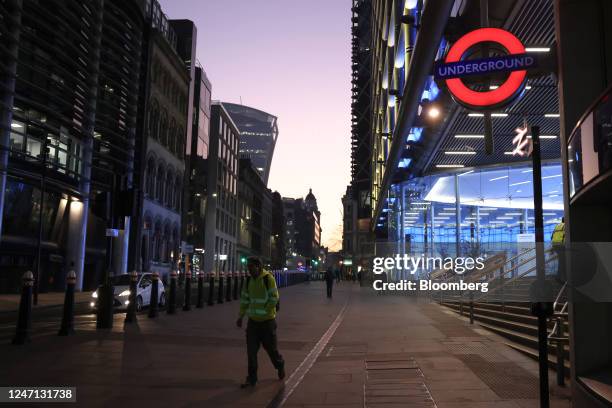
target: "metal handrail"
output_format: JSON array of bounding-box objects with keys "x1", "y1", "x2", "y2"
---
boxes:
[
  {"x1": 442, "y1": 246, "x2": 540, "y2": 287},
  {"x1": 436, "y1": 247, "x2": 556, "y2": 304},
  {"x1": 473, "y1": 249, "x2": 558, "y2": 301},
  {"x1": 552, "y1": 281, "x2": 568, "y2": 312}
]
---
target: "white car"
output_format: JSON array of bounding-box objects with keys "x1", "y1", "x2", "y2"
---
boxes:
[{"x1": 90, "y1": 273, "x2": 166, "y2": 312}]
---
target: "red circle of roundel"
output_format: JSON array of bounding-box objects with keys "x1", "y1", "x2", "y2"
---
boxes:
[{"x1": 445, "y1": 28, "x2": 527, "y2": 108}]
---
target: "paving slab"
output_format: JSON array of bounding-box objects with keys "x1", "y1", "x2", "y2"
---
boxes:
[{"x1": 0, "y1": 282, "x2": 573, "y2": 407}]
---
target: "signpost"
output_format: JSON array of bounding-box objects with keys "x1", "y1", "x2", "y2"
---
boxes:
[
  {"x1": 511, "y1": 125, "x2": 551, "y2": 408},
  {"x1": 435, "y1": 27, "x2": 536, "y2": 155},
  {"x1": 435, "y1": 28, "x2": 532, "y2": 110}
]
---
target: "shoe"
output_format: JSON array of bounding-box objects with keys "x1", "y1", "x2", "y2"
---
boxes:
[
  {"x1": 277, "y1": 364, "x2": 286, "y2": 380},
  {"x1": 240, "y1": 378, "x2": 256, "y2": 388}
]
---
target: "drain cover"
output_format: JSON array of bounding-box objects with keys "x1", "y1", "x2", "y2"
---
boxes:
[{"x1": 365, "y1": 358, "x2": 436, "y2": 407}]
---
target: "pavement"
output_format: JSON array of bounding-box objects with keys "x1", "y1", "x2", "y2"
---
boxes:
[
  {"x1": 0, "y1": 291, "x2": 92, "y2": 312},
  {"x1": 0, "y1": 281, "x2": 571, "y2": 407}
]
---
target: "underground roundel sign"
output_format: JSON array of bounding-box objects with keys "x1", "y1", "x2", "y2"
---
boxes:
[{"x1": 435, "y1": 28, "x2": 535, "y2": 110}]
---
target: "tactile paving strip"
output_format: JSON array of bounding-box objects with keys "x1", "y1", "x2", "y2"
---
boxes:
[
  {"x1": 456, "y1": 354, "x2": 539, "y2": 399},
  {"x1": 364, "y1": 357, "x2": 437, "y2": 407},
  {"x1": 442, "y1": 340, "x2": 509, "y2": 362}
]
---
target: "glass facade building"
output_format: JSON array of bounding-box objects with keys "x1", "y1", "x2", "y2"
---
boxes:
[
  {"x1": 0, "y1": 0, "x2": 146, "y2": 293},
  {"x1": 385, "y1": 163, "x2": 563, "y2": 249},
  {"x1": 222, "y1": 103, "x2": 278, "y2": 185}
]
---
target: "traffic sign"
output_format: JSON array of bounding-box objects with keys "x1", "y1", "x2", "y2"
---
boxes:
[{"x1": 437, "y1": 28, "x2": 531, "y2": 109}]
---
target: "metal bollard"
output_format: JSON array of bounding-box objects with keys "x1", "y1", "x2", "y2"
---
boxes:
[
  {"x1": 556, "y1": 337, "x2": 565, "y2": 386},
  {"x1": 148, "y1": 272, "x2": 159, "y2": 318},
  {"x1": 167, "y1": 270, "x2": 177, "y2": 314},
  {"x1": 96, "y1": 278, "x2": 114, "y2": 329},
  {"x1": 207, "y1": 272, "x2": 215, "y2": 306},
  {"x1": 183, "y1": 271, "x2": 192, "y2": 311},
  {"x1": 469, "y1": 293, "x2": 474, "y2": 325},
  {"x1": 233, "y1": 272, "x2": 239, "y2": 300},
  {"x1": 12, "y1": 271, "x2": 34, "y2": 345},
  {"x1": 225, "y1": 272, "x2": 232, "y2": 302},
  {"x1": 58, "y1": 270, "x2": 76, "y2": 336},
  {"x1": 196, "y1": 272, "x2": 204, "y2": 308},
  {"x1": 240, "y1": 271, "x2": 245, "y2": 293},
  {"x1": 125, "y1": 271, "x2": 138, "y2": 323},
  {"x1": 217, "y1": 272, "x2": 224, "y2": 304}
]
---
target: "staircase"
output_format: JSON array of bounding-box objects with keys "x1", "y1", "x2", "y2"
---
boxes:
[{"x1": 435, "y1": 247, "x2": 570, "y2": 375}]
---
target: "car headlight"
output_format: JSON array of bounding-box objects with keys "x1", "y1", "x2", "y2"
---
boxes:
[
  {"x1": 118, "y1": 290, "x2": 131, "y2": 297},
  {"x1": 92, "y1": 291, "x2": 98, "y2": 298}
]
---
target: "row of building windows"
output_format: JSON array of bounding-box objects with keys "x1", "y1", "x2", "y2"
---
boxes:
[
  {"x1": 214, "y1": 236, "x2": 235, "y2": 273},
  {"x1": 151, "y1": 58, "x2": 188, "y2": 115},
  {"x1": 145, "y1": 156, "x2": 182, "y2": 212},
  {"x1": 148, "y1": 99, "x2": 185, "y2": 159},
  {"x1": 9, "y1": 116, "x2": 83, "y2": 179},
  {"x1": 143, "y1": 216, "x2": 179, "y2": 265}
]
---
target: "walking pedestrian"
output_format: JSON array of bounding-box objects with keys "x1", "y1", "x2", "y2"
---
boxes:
[
  {"x1": 325, "y1": 267, "x2": 334, "y2": 298},
  {"x1": 236, "y1": 257, "x2": 285, "y2": 388}
]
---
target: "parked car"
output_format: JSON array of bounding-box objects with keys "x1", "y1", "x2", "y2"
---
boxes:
[{"x1": 90, "y1": 273, "x2": 166, "y2": 312}]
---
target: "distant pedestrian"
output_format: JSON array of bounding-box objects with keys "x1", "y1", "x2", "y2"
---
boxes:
[
  {"x1": 236, "y1": 257, "x2": 285, "y2": 388},
  {"x1": 325, "y1": 268, "x2": 334, "y2": 298},
  {"x1": 334, "y1": 268, "x2": 340, "y2": 283}
]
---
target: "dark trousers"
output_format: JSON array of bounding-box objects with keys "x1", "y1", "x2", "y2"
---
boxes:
[
  {"x1": 326, "y1": 280, "x2": 333, "y2": 298},
  {"x1": 246, "y1": 319, "x2": 284, "y2": 383}
]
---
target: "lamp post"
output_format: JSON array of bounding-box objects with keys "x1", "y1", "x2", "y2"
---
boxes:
[{"x1": 33, "y1": 136, "x2": 49, "y2": 305}]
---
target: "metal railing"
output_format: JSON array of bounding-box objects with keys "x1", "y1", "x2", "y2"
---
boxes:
[
  {"x1": 435, "y1": 246, "x2": 570, "y2": 386},
  {"x1": 270, "y1": 270, "x2": 309, "y2": 288}
]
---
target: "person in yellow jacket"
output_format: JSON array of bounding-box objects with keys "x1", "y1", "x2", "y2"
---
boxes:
[
  {"x1": 236, "y1": 257, "x2": 285, "y2": 388},
  {"x1": 551, "y1": 217, "x2": 566, "y2": 282}
]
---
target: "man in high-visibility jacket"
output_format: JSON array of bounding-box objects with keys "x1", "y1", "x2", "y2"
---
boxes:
[
  {"x1": 236, "y1": 257, "x2": 285, "y2": 388},
  {"x1": 551, "y1": 217, "x2": 566, "y2": 282}
]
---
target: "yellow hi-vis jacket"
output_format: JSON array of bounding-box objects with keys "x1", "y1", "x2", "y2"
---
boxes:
[
  {"x1": 551, "y1": 222, "x2": 565, "y2": 246},
  {"x1": 239, "y1": 271, "x2": 279, "y2": 321}
]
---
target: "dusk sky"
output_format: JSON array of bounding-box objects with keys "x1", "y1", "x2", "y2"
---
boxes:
[{"x1": 159, "y1": 0, "x2": 352, "y2": 251}]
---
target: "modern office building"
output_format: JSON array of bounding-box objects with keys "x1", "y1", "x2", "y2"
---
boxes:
[
  {"x1": 170, "y1": 20, "x2": 201, "y2": 277},
  {"x1": 270, "y1": 191, "x2": 286, "y2": 270},
  {"x1": 367, "y1": 0, "x2": 561, "y2": 256},
  {"x1": 283, "y1": 190, "x2": 322, "y2": 268},
  {"x1": 346, "y1": 0, "x2": 375, "y2": 274},
  {"x1": 236, "y1": 158, "x2": 273, "y2": 267},
  {"x1": 182, "y1": 65, "x2": 212, "y2": 276},
  {"x1": 130, "y1": 5, "x2": 190, "y2": 281},
  {"x1": 203, "y1": 102, "x2": 239, "y2": 277},
  {"x1": 341, "y1": 185, "x2": 356, "y2": 277},
  {"x1": 222, "y1": 103, "x2": 278, "y2": 185},
  {"x1": 282, "y1": 197, "x2": 298, "y2": 268},
  {"x1": 0, "y1": 0, "x2": 147, "y2": 293},
  {"x1": 351, "y1": 0, "x2": 612, "y2": 406}
]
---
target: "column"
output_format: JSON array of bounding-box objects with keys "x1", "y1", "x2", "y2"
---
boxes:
[
  {"x1": 66, "y1": 1, "x2": 103, "y2": 291},
  {"x1": 476, "y1": 206, "x2": 481, "y2": 244},
  {"x1": 429, "y1": 203, "x2": 435, "y2": 258},
  {"x1": 454, "y1": 173, "x2": 461, "y2": 257}
]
